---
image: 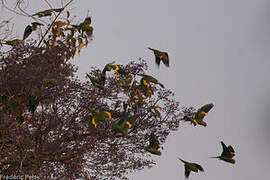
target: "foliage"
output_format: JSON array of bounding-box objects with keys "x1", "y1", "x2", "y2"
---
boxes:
[{"x1": 0, "y1": 1, "x2": 182, "y2": 179}]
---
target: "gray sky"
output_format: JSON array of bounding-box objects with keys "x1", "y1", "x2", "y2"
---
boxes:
[{"x1": 2, "y1": 0, "x2": 270, "y2": 179}]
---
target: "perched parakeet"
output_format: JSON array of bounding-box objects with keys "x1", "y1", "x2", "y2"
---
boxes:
[
  {"x1": 32, "y1": 8, "x2": 64, "y2": 17},
  {"x1": 87, "y1": 73, "x2": 105, "y2": 90},
  {"x1": 112, "y1": 112, "x2": 132, "y2": 136},
  {"x1": 144, "y1": 133, "x2": 162, "y2": 156},
  {"x1": 5, "y1": 39, "x2": 24, "y2": 46},
  {"x1": 183, "y1": 103, "x2": 214, "y2": 127},
  {"x1": 148, "y1": 47, "x2": 169, "y2": 67},
  {"x1": 211, "y1": 141, "x2": 236, "y2": 164},
  {"x1": 112, "y1": 65, "x2": 127, "y2": 75},
  {"x1": 138, "y1": 74, "x2": 164, "y2": 88},
  {"x1": 178, "y1": 158, "x2": 204, "y2": 178},
  {"x1": 88, "y1": 109, "x2": 111, "y2": 128},
  {"x1": 27, "y1": 95, "x2": 39, "y2": 113}
]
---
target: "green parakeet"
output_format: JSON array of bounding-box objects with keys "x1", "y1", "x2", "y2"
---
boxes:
[
  {"x1": 87, "y1": 73, "x2": 105, "y2": 90},
  {"x1": 112, "y1": 112, "x2": 132, "y2": 136},
  {"x1": 178, "y1": 158, "x2": 204, "y2": 178},
  {"x1": 148, "y1": 47, "x2": 169, "y2": 67},
  {"x1": 211, "y1": 141, "x2": 236, "y2": 164},
  {"x1": 32, "y1": 8, "x2": 64, "y2": 17},
  {"x1": 183, "y1": 103, "x2": 214, "y2": 127},
  {"x1": 144, "y1": 133, "x2": 162, "y2": 156},
  {"x1": 5, "y1": 39, "x2": 24, "y2": 46},
  {"x1": 112, "y1": 65, "x2": 127, "y2": 75},
  {"x1": 138, "y1": 74, "x2": 164, "y2": 88},
  {"x1": 88, "y1": 109, "x2": 111, "y2": 128}
]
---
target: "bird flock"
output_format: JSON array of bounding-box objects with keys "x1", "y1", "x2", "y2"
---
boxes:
[
  {"x1": 87, "y1": 47, "x2": 236, "y2": 178},
  {"x1": 147, "y1": 48, "x2": 236, "y2": 178}
]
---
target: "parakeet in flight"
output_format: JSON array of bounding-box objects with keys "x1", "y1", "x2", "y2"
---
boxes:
[
  {"x1": 211, "y1": 141, "x2": 236, "y2": 164},
  {"x1": 183, "y1": 103, "x2": 214, "y2": 127},
  {"x1": 178, "y1": 158, "x2": 204, "y2": 178},
  {"x1": 148, "y1": 47, "x2": 169, "y2": 67}
]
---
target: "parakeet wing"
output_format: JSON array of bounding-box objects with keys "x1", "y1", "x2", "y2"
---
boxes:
[
  {"x1": 194, "y1": 163, "x2": 204, "y2": 172},
  {"x1": 155, "y1": 56, "x2": 161, "y2": 67},
  {"x1": 221, "y1": 141, "x2": 229, "y2": 156},
  {"x1": 117, "y1": 112, "x2": 129, "y2": 125},
  {"x1": 195, "y1": 103, "x2": 214, "y2": 120},
  {"x1": 149, "y1": 133, "x2": 160, "y2": 149},
  {"x1": 162, "y1": 52, "x2": 169, "y2": 67},
  {"x1": 184, "y1": 166, "x2": 191, "y2": 178},
  {"x1": 23, "y1": 25, "x2": 33, "y2": 40},
  {"x1": 199, "y1": 103, "x2": 214, "y2": 113}
]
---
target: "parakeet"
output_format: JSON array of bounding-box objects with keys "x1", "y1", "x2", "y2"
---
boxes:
[
  {"x1": 112, "y1": 65, "x2": 127, "y2": 75},
  {"x1": 32, "y1": 8, "x2": 64, "y2": 17},
  {"x1": 178, "y1": 158, "x2": 204, "y2": 178},
  {"x1": 211, "y1": 141, "x2": 236, "y2": 164},
  {"x1": 88, "y1": 109, "x2": 111, "y2": 128},
  {"x1": 138, "y1": 74, "x2": 164, "y2": 88},
  {"x1": 5, "y1": 39, "x2": 24, "y2": 46},
  {"x1": 148, "y1": 47, "x2": 169, "y2": 67},
  {"x1": 112, "y1": 112, "x2": 132, "y2": 136},
  {"x1": 87, "y1": 73, "x2": 105, "y2": 90},
  {"x1": 183, "y1": 103, "x2": 214, "y2": 127},
  {"x1": 144, "y1": 133, "x2": 162, "y2": 156}
]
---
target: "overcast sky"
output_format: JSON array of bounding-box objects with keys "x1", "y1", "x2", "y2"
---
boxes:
[{"x1": 2, "y1": 0, "x2": 270, "y2": 179}]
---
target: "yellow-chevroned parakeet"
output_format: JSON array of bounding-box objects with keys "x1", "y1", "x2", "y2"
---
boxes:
[
  {"x1": 148, "y1": 47, "x2": 169, "y2": 67},
  {"x1": 71, "y1": 17, "x2": 93, "y2": 37},
  {"x1": 144, "y1": 133, "x2": 162, "y2": 156},
  {"x1": 88, "y1": 109, "x2": 111, "y2": 128},
  {"x1": 178, "y1": 158, "x2": 204, "y2": 178},
  {"x1": 211, "y1": 141, "x2": 236, "y2": 164},
  {"x1": 32, "y1": 8, "x2": 64, "y2": 17},
  {"x1": 183, "y1": 103, "x2": 214, "y2": 127},
  {"x1": 23, "y1": 22, "x2": 43, "y2": 40},
  {"x1": 87, "y1": 73, "x2": 105, "y2": 90},
  {"x1": 5, "y1": 39, "x2": 24, "y2": 46},
  {"x1": 138, "y1": 74, "x2": 164, "y2": 88},
  {"x1": 112, "y1": 112, "x2": 132, "y2": 136},
  {"x1": 112, "y1": 65, "x2": 127, "y2": 75}
]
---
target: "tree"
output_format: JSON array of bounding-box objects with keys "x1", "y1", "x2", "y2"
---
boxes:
[{"x1": 0, "y1": 1, "x2": 234, "y2": 179}]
